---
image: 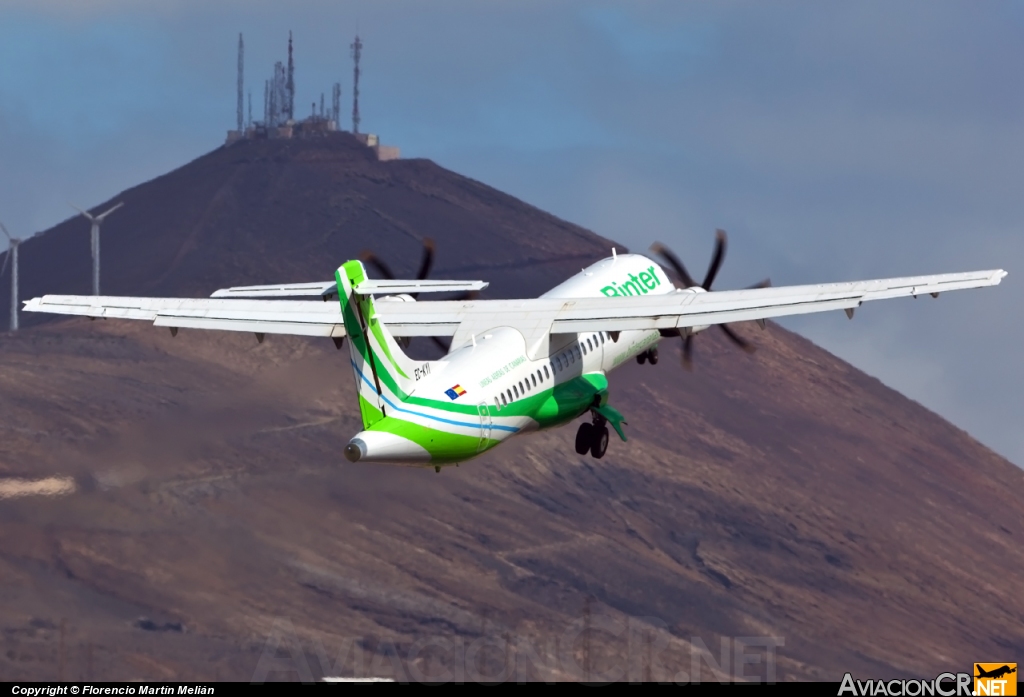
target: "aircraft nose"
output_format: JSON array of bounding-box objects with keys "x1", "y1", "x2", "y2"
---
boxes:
[{"x1": 343, "y1": 430, "x2": 431, "y2": 464}]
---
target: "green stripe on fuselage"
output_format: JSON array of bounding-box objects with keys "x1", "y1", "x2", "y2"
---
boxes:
[
  {"x1": 375, "y1": 373, "x2": 609, "y2": 463},
  {"x1": 369, "y1": 417, "x2": 499, "y2": 463}
]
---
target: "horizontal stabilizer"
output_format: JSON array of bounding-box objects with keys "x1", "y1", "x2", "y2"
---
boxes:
[
  {"x1": 210, "y1": 278, "x2": 488, "y2": 298},
  {"x1": 210, "y1": 282, "x2": 336, "y2": 299},
  {"x1": 354, "y1": 279, "x2": 488, "y2": 295}
]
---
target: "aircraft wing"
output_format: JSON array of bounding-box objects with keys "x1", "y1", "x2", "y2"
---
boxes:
[
  {"x1": 372, "y1": 269, "x2": 1008, "y2": 346},
  {"x1": 22, "y1": 296, "x2": 348, "y2": 338},
  {"x1": 23, "y1": 269, "x2": 1006, "y2": 347}
]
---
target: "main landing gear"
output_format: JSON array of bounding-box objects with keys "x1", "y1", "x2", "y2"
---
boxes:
[
  {"x1": 575, "y1": 416, "x2": 610, "y2": 459},
  {"x1": 636, "y1": 348, "x2": 659, "y2": 365}
]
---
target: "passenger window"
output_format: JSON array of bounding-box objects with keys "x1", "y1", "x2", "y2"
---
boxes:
[
  {"x1": 494, "y1": 397, "x2": 501, "y2": 410},
  {"x1": 544, "y1": 365, "x2": 550, "y2": 379},
  {"x1": 581, "y1": 342, "x2": 588, "y2": 356},
  {"x1": 531, "y1": 374, "x2": 537, "y2": 388},
  {"x1": 506, "y1": 390, "x2": 512, "y2": 403}
]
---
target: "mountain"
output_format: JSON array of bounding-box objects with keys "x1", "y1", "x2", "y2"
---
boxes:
[
  {"x1": 5, "y1": 134, "x2": 607, "y2": 323},
  {"x1": 0, "y1": 133, "x2": 1021, "y2": 682}
]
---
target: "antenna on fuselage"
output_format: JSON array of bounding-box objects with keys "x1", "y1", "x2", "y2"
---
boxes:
[{"x1": 612, "y1": 247, "x2": 617, "y2": 263}]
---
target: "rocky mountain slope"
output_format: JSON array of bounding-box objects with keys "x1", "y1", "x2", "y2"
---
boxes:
[{"x1": 0, "y1": 133, "x2": 1020, "y2": 682}]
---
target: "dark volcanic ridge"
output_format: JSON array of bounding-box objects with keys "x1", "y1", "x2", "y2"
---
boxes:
[
  {"x1": 0, "y1": 133, "x2": 1021, "y2": 682},
  {"x1": 3, "y1": 133, "x2": 611, "y2": 331}
]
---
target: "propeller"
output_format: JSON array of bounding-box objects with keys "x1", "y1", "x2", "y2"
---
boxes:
[
  {"x1": 650, "y1": 229, "x2": 770, "y2": 370},
  {"x1": 360, "y1": 238, "x2": 476, "y2": 353},
  {"x1": 361, "y1": 238, "x2": 435, "y2": 299}
]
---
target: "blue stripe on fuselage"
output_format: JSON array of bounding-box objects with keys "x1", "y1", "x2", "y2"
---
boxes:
[{"x1": 351, "y1": 360, "x2": 520, "y2": 433}]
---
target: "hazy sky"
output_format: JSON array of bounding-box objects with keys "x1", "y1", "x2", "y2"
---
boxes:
[{"x1": 1, "y1": 1, "x2": 1021, "y2": 465}]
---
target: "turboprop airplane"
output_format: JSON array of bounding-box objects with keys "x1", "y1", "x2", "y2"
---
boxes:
[{"x1": 23, "y1": 231, "x2": 1006, "y2": 472}]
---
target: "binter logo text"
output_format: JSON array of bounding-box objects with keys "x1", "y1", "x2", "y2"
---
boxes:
[{"x1": 600, "y1": 266, "x2": 663, "y2": 297}]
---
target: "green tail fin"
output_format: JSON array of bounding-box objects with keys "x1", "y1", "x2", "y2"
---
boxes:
[{"x1": 334, "y1": 260, "x2": 435, "y2": 430}]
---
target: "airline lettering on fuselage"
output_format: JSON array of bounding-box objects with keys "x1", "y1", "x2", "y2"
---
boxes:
[{"x1": 600, "y1": 266, "x2": 662, "y2": 297}]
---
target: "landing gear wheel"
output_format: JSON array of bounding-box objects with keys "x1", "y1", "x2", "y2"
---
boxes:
[
  {"x1": 575, "y1": 422, "x2": 594, "y2": 455},
  {"x1": 590, "y1": 425, "x2": 610, "y2": 459},
  {"x1": 648, "y1": 348, "x2": 659, "y2": 365},
  {"x1": 636, "y1": 352, "x2": 647, "y2": 365}
]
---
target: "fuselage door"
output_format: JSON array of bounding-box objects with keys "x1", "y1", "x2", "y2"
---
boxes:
[{"x1": 477, "y1": 402, "x2": 492, "y2": 452}]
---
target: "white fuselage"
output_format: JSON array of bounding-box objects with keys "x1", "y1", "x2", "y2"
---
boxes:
[{"x1": 378, "y1": 253, "x2": 681, "y2": 454}]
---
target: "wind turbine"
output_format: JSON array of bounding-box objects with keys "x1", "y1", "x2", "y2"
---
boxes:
[
  {"x1": 71, "y1": 202, "x2": 123, "y2": 296},
  {"x1": 0, "y1": 222, "x2": 22, "y2": 331}
]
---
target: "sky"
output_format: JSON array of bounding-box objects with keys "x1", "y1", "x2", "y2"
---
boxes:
[{"x1": 0, "y1": 0, "x2": 1021, "y2": 465}]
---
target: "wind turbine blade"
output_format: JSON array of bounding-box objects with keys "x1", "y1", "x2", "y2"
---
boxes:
[
  {"x1": 69, "y1": 202, "x2": 95, "y2": 221},
  {"x1": 95, "y1": 201, "x2": 124, "y2": 221},
  {"x1": 0, "y1": 221, "x2": 10, "y2": 242},
  {"x1": 0, "y1": 249, "x2": 9, "y2": 278}
]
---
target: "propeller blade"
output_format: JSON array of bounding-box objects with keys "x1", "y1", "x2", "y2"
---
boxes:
[
  {"x1": 360, "y1": 251, "x2": 395, "y2": 280},
  {"x1": 650, "y1": 242, "x2": 697, "y2": 288},
  {"x1": 681, "y1": 335, "x2": 694, "y2": 371},
  {"x1": 718, "y1": 323, "x2": 755, "y2": 353},
  {"x1": 746, "y1": 278, "x2": 771, "y2": 289},
  {"x1": 430, "y1": 336, "x2": 451, "y2": 354},
  {"x1": 416, "y1": 238, "x2": 436, "y2": 281},
  {"x1": 702, "y1": 229, "x2": 728, "y2": 290}
]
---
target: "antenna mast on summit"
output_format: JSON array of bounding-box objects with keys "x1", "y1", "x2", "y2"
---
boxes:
[
  {"x1": 351, "y1": 33, "x2": 362, "y2": 134},
  {"x1": 236, "y1": 33, "x2": 244, "y2": 133}
]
